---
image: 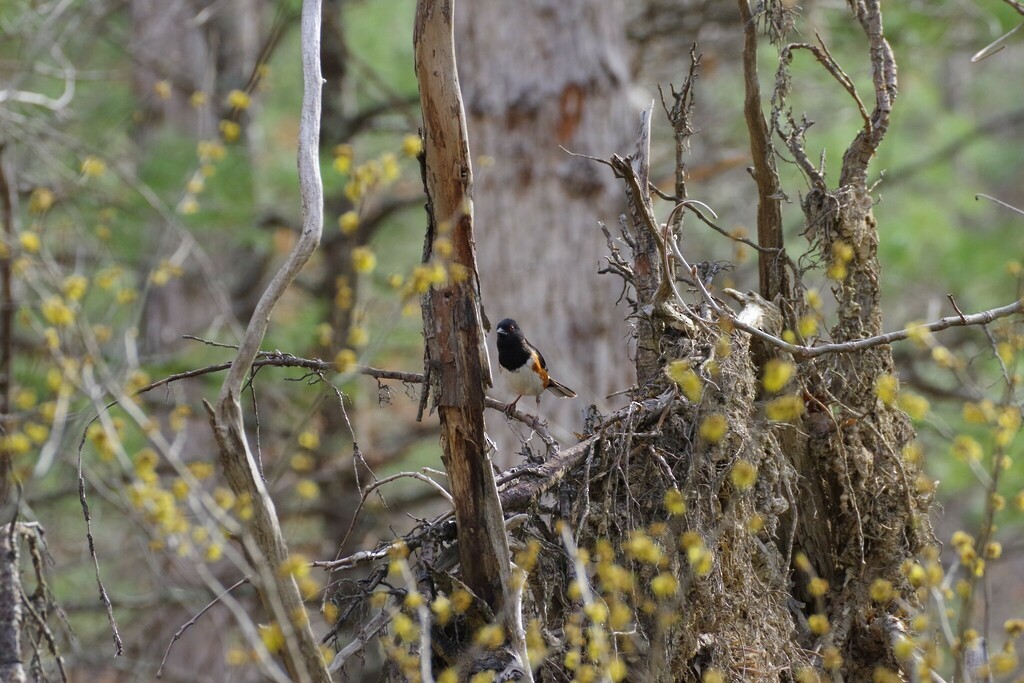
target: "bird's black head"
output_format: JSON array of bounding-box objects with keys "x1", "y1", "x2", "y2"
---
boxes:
[{"x1": 496, "y1": 318, "x2": 520, "y2": 337}]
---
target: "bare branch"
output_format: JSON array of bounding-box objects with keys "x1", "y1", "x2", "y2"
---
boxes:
[
  {"x1": 976, "y1": 192, "x2": 1024, "y2": 217},
  {"x1": 156, "y1": 577, "x2": 251, "y2": 679},
  {"x1": 738, "y1": 0, "x2": 788, "y2": 300},
  {"x1": 782, "y1": 36, "x2": 870, "y2": 129},
  {"x1": 971, "y1": 21, "x2": 1024, "y2": 62},
  {"x1": 840, "y1": 0, "x2": 898, "y2": 187},
  {"x1": 670, "y1": 235, "x2": 1023, "y2": 360}
]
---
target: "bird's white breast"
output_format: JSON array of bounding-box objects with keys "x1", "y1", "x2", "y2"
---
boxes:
[{"x1": 500, "y1": 363, "x2": 545, "y2": 396}]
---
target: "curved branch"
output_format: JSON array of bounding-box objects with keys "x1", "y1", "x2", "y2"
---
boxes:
[{"x1": 205, "y1": 0, "x2": 331, "y2": 681}]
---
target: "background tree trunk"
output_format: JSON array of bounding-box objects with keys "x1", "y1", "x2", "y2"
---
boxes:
[{"x1": 457, "y1": 0, "x2": 637, "y2": 448}]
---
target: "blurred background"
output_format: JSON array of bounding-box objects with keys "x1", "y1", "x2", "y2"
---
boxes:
[{"x1": 1, "y1": 0, "x2": 1022, "y2": 680}]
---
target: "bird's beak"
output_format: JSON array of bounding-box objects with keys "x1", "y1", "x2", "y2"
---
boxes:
[{"x1": 496, "y1": 329, "x2": 507, "y2": 336}]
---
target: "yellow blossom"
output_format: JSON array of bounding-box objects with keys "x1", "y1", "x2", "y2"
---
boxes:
[
  {"x1": 351, "y1": 246, "x2": 376, "y2": 274},
  {"x1": 474, "y1": 624, "x2": 504, "y2": 649},
  {"x1": 225, "y1": 647, "x2": 247, "y2": 666},
  {"x1": 190, "y1": 91, "x2": 207, "y2": 107},
  {"x1": 219, "y1": 120, "x2": 241, "y2": 142},
  {"x1": 624, "y1": 530, "x2": 663, "y2": 565},
  {"x1": 80, "y1": 156, "x2": 106, "y2": 178},
  {"x1": 906, "y1": 321, "x2": 931, "y2": 347},
  {"x1": 296, "y1": 479, "x2": 320, "y2": 500},
  {"x1": 402, "y1": 134, "x2": 423, "y2": 157},
  {"x1": 347, "y1": 325, "x2": 368, "y2": 347},
  {"x1": 990, "y1": 649, "x2": 1019, "y2": 674},
  {"x1": 62, "y1": 274, "x2": 88, "y2": 301},
  {"x1": 41, "y1": 296, "x2": 74, "y2": 327},
  {"x1": 381, "y1": 153, "x2": 399, "y2": 183},
  {"x1": 666, "y1": 360, "x2": 702, "y2": 402},
  {"x1": 431, "y1": 595, "x2": 452, "y2": 625},
  {"x1": 338, "y1": 211, "x2": 359, "y2": 234},
  {"x1": 874, "y1": 374, "x2": 898, "y2": 406},
  {"x1": 226, "y1": 89, "x2": 251, "y2": 110},
  {"x1": 893, "y1": 637, "x2": 915, "y2": 660},
  {"x1": 651, "y1": 572, "x2": 678, "y2": 597},
  {"x1": 730, "y1": 460, "x2": 757, "y2": 490},
  {"x1": 963, "y1": 401, "x2": 993, "y2": 424},
  {"x1": 451, "y1": 589, "x2": 472, "y2": 613},
  {"x1": 333, "y1": 155, "x2": 351, "y2": 174},
  {"x1": 798, "y1": 315, "x2": 818, "y2": 338},
  {"x1": 664, "y1": 488, "x2": 686, "y2": 516},
  {"x1": 28, "y1": 188, "x2": 54, "y2": 214},
  {"x1": 765, "y1": 394, "x2": 804, "y2": 422},
  {"x1": 870, "y1": 578, "x2": 894, "y2": 603},
  {"x1": 762, "y1": 359, "x2": 794, "y2": 393},
  {"x1": 19, "y1": 231, "x2": 41, "y2": 254},
  {"x1": 902, "y1": 442, "x2": 923, "y2": 465},
  {"x1": 14, "y1": 389, "x2": 36, "y2": 410},
  {"x1": 153, "y1": 80, "x2": 171, "y2": 99},
  {"x1": 4, "y1": 433, "x2": 31, "y2": 455},
  {"x1": 687, "y1": 544, "x2": 713, "y2": 576},
  {"x1": 699, "y1": 414, "x2": 728, "y2": 442},
  {"x1": 334, "y1": 348, "x2": 357, "y2": 373},
  {"x1": 290, "y1": 453, "x2": 316, "y2": 472},
  {"x1": 897, "y1": 392, "x2": 929, "y2": 421},
  {"x1": 951, "y1": 435, "x2": 982, "y2": 462},
  {"x1": 808, "y1": 613, "x2": 830, "y2": 635},
  {"x1": 827, "y1": 261, "x2": 847, "y2": 281}
]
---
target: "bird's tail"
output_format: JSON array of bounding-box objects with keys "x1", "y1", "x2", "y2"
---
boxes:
[{"x1": 546, "y1": 378, "x2": 577, "y2": 399}]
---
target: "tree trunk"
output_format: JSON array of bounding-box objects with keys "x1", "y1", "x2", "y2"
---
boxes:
[
  {"x1": 0, "y1": 526, "x2": 26, "y2": 683},
  {"x1": 457, "y1": 0, "x2": 637, "y2": 447}
]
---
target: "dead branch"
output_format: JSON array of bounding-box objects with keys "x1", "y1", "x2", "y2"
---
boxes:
[
  {"x1": 414, "y1": 0, "x2": 530, "y2": 676},
  {"x1": 781, "y1": 37, "x2": 870, "y2": 129},
  {"x1": 156, "y1": 577, "x2": 251, "y2": 679},
  {"x1": 738, "y1": 0, "x2": 789, "y2": 301},
  {"x1": 840, "y1": 0, "x2": 898, "y2": 188}
]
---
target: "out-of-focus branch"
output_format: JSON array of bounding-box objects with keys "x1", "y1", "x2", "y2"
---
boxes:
[
  {"x1": 0, "y1": 147, "x2": 14, "y2": 515},
  {"x1": 204, "y1": 0, "x2": 331, "y2": 680}
]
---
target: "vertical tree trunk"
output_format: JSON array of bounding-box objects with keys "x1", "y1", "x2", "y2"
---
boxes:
[
  {"x1": 0, "y1": 526, "x2": 26, "y2": 683},
  {"x1": 457, "y1": 0, "x2": 637, "y2": 442},
  {"x1": 414, "y1": 0, "x2": 513, "y2": 625}
]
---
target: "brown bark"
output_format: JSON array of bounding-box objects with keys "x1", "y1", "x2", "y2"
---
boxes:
[
  {"x1": 413, "y1": 0, "x2": 513, "y2": 622},
  {"x1": 738, "y1": 0, "x2": 789, "y2": 303}
]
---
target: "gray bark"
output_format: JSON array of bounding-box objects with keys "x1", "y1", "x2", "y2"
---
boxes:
[{"x1": 457, "y1": 0, "x2": 638, "y2": 448}]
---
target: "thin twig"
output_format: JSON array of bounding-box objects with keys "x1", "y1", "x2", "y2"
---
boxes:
[
  {"x1": 155, "y1": 577, "x2": 251, "y2": 678},
  {"x1": 672, "y1": 236, "x2": 1024, "y2": 360},
  {"x1": 975, "y1": 192, "x2": 1024, "y2": 217},
  {"x1": 783, "y1": 36, "x2": 870, "y2": 129}
]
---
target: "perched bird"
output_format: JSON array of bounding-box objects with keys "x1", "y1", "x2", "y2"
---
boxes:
[{"x1": 495, "y1": 318, "x2": 577, "y2": 414}]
